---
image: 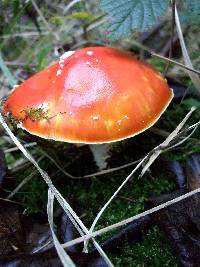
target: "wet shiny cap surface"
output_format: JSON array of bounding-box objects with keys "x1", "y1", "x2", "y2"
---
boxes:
[{"x1": 3, "y1": 47, "x2": 173, "y2": 143}]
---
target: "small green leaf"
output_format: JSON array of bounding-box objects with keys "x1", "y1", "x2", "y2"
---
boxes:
[{"x1": 100, "y1": 0, "x2": 170, "y2": 39}]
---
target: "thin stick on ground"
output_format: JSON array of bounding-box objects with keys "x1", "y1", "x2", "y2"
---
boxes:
[
  {"x1": 151, "y1": 53, "x2": 200, "y2": 75},
  {"x1": 82, "y1": 158, "x2": 142, "y2": 178},
  {"x1": 124, "y1": 39, "x2": 200, "y2": 75},
  {"x1": 4, "y1": 142, "x2": 37, "y2": 153},
  {"x1": 0, "y1": 197, "x2": 21, "y2": 205},
  {"x1": 7, "y1": 168, "x2": 38, "y2": 199}
]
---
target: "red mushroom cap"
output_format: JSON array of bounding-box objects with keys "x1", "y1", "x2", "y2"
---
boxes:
[{"x1": 3, "y1": 47, "x2": 173, "y2": 143}]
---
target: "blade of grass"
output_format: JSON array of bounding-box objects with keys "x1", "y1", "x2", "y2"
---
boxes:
[
  {"x1": 0, "y1": 52, "x2": 17, "y2": 87},
  {"x1": 175, "y1": 4, "x2": 200, "y2": 93},
  {"x1": 47, "y1": 189, "x2": 76, "y2": 267}
]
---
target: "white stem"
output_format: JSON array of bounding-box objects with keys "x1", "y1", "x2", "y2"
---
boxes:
[{"x1": 89, "y1": 144, "x2": 111, "y2": 170}]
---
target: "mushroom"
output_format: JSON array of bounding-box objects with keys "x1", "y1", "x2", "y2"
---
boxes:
[{"x1": 2, "y1": 47, "x2": 173, "y2": 170}]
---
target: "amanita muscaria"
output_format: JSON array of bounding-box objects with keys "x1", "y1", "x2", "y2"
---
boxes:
[{"x1": 2, "y1": 47, "x2": 173, "y2": 169}]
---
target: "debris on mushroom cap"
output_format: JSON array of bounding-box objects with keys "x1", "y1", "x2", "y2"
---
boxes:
[{"x1": 2, "y1": 47, "x2": 173, "y2": 144}]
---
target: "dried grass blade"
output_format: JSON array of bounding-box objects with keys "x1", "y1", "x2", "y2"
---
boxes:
[
  {"x1": 175, "y1": 5, "x2": 200, "y2": 93},
  {"x1": 140, "y1": 107, "x2": 196, "y2": 176},
  {"x1": 47, "y1": 189, "x2": 76, "y2": 267}
]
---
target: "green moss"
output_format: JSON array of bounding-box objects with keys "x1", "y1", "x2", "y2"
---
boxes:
[
  {"x1": 110, "y1": 226, "x2": 179, "y2": 267},
  {"x1": 22, "y1": 107, "x2": 48, "y2": 121},
  {"x1": 12, "y1": 161, "x2": 179, "y2": 265}
]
